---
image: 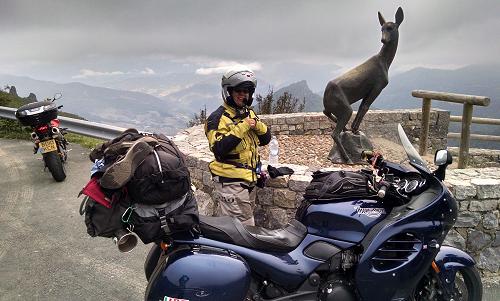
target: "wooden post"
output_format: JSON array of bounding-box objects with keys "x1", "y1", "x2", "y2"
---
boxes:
[
  {"x1": 419, "y1": 98, "x2": 431, "y2": 156},
  {"x1": 458, "y1": 103, "x2": 474, "y2": 168}
]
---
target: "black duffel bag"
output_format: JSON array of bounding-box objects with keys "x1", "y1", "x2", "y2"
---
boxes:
[
  {"x1": 303, "y1": 170, "x2": 376, "y2": 201},
  {"x1": 90, "y1": 130, "x2": 191, "y2": 206},
  {"x1": 129, "y1": 191, "x2": 199, "y2": 244},
  {"x1": 80, "y1": 197, "x2": 128, "y2": 238},
  {"x1": 126, "y1": 134, "x2": 191, "y2": 205}
]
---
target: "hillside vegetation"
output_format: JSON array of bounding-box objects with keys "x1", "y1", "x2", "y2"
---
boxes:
[
  {"x1": 0, "y1": 91, "x2": 32, "y2": 139},
  {"x1": 0, "y1": 91, "x2": 103, "y2": 148}
]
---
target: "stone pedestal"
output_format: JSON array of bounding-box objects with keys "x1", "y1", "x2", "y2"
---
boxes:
[{"x1": 328, "y1": 131, "x2": 373, "y2": 164}]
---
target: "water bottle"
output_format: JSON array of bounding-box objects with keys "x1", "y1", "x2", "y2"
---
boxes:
[{"x1": 268, "y1": 135, "x2": 279, "y2": 165}]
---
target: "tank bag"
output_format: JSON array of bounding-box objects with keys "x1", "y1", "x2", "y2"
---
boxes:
[{"x1": 304, "y1": 170, "x2": 375, "y2": 201}]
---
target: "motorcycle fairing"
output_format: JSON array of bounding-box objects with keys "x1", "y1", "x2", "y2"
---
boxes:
[
  {"x1": 297, "y1": 198, "x2": 390, "y2": 243},
  {"x1": 175, "y1": 233, "x2": 355, "y2": 292},
  {"x1": 355, "y1": 177, "x2": 458, "y2": 300}
]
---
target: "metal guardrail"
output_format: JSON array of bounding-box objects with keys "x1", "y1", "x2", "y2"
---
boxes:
[{"x1": 0, "y1": 105, "x2": 126, "y2": 140}]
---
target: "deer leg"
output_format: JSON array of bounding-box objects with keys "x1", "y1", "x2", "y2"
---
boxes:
[
  {"x1": 323, "y1": 110, "x2": 352, "y2": 133},
  {"x1": 323, "y1": 110, "x2": 337, "y2": 123},
  {"x1": 332, "y1": 104, "x2": 352, "y2": 139},
  {"x1": 331, "y1": 103, "x2": 353, "y2": 164},
  {"x1": 324, "y1": 85, "x2": 351, "y2": 133},
  {"x1": 351, "y1": 89, "x2": 382, "y2": 133},
  {"x1": 333, "y1": 135, "x2": 353, "y2": 164}
]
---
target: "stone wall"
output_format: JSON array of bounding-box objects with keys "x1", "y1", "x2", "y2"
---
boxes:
[
  {"x1": 259, "y1": 109, "x2": 450, "y2": 151},
  {"x1": 444, "y1": 168, "x2": 500, "y2": 277},
  {"x1": 172, "y1": 110, "x2": 498, "y2": 277},
  {"x1": 449, "y1": 147, "x2": 500, "y2": 168}
]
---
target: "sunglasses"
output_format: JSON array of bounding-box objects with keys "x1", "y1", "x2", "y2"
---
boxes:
[{"x1": 233, "y1": 88, "x2": 250, "y2": 94}]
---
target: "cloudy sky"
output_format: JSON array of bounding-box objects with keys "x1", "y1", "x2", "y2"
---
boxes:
[{"x1": 1, "y1": 0, "x2": 499, "y2": 86}]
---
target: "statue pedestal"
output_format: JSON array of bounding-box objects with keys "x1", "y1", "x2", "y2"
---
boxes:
[{"x1": 328, "y1": 131, "x2": 373, "y2": 164}]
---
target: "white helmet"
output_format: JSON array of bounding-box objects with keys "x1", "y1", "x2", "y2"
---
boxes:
[{"x1": 221, "y1": 69, "x2": 257, "y2": 106}]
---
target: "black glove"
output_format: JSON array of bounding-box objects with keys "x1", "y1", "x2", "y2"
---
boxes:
[
  {"x1": 267, "y1": 165, "x2": 294, "y2": 179},
  {"x1": 256, "y1": 172, "x2": 268, "y2": 188}
]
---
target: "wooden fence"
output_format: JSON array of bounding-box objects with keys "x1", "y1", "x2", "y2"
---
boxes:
[{"x1": 412, "y1": 90, "x2": 496, "y2": 168}]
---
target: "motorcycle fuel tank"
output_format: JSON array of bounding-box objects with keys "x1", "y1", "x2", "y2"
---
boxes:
[
  {"x1": 145, "y1": 245, "x2": 250, "y2": 301},
  {"x1": 297, "y1": 199, "x2": 389, "y2": 243}
]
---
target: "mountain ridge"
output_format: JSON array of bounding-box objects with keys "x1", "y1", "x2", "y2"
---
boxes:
[
  {"x1": 0, "y1": 74, "x2": 186, "y2": 134},
  {"x1": 2, "y1": 64, "x2": 498, "y2": 141}
]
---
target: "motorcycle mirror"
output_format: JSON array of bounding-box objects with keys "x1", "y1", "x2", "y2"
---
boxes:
[
  {"x1": 53, "y1": 93, "x2": 62, "y2": 101},
  {"x1": 434, "y1": 149, "x2": 452, "y2": 166}
]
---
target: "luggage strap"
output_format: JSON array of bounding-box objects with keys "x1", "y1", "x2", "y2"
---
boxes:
[
  {"x1": 152, "y1": 148, "x2": 164, "y2": 183},
  {"x1": 156, "y1": 195, "x2": 187, "y2": 235},
  {"x1": 158, "y1": 208, "x2": 173, "y2": 235}
]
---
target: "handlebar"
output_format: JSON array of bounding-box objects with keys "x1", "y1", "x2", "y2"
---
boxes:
[
  {"x1": 361, "y1": 150, "x2": 374, "y2": 160},
  {"x1": 361, "y1": 151, "x2": 391, "y2": 199},
  {"x1": 376, "y1": 181, "x2": 389, "y2": 198},
  {"x1": 361, "y1": 150, "x2": 384, "y2": 169}
]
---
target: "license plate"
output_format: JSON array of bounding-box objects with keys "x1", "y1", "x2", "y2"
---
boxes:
[{"x1": 39, "y1": 139, "x2": 57, "y2": 153}]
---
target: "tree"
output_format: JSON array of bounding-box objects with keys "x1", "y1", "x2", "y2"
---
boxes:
[
  {"x1": 255, "y1": 88, "x2": 274, "y2": 114},
  {"x1": 254, "y1": 89, "x2": 305, "y2": 114},
  {"x1": 187, "y1": 105, "x2": 207, "y2": 127},
  {"x1": 274, "y1": 92, "x2": 305, "y2": 114}
]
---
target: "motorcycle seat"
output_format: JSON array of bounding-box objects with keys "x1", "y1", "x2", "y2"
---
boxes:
[{"x1": 199, "y1": 216, "x2": 307, "y2": 253}]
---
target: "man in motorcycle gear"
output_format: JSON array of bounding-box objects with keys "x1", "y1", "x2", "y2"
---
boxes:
[{"x1": 205, "y1": 68, "x2": 271, "y2": 226}]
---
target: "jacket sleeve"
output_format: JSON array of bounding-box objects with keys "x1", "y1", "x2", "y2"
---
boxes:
[
  {"x1": 206, "y1": 117, "x2": 251, "y2": 158},
  {"x1": 250, "y1": 110, "x2": 271, "y2": 146}
]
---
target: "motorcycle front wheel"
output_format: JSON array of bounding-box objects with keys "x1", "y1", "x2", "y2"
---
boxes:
[
  {"x1": 43, "y1": 151, "x2": 66, "y2": 182},
  {"x1": 414, "y1": 266, "x2": 482, "y2": 301}
]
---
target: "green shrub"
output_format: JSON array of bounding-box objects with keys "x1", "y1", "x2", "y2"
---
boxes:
[
  {"x1": 0, "y1": 119, "x2": 31, "y2": 140},
  {"x1": 65, "y1": 133, "x2": 103, "y2": 149}
]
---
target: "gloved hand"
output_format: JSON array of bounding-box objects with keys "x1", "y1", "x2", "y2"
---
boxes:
[
  {"x1": 267, "y1": 165, "x2": 295, "y2": 178},
  {"x1": 256, "y1": 171, "x2": 268, "y2": 188},
  {"x1": 244, "y1": 117, "x2": 256, "y2": 128}
]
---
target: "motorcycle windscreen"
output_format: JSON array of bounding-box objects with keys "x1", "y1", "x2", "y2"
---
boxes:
[{"x1": 397, "y1": 124, "x2": 431, "y2": 174}]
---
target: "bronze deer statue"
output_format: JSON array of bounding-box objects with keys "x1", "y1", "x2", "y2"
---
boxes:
[{"x1": 323, "y1": 7, "x2": 404, "y2": 163}]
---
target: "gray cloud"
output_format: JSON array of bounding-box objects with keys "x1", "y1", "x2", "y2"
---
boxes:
[{"x1": 1, "y1": 0, "x2": 499, "y2": 78}]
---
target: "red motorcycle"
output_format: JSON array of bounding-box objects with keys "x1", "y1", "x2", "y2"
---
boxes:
[{"x1": 15, "y1": 93, "x2": 68, "y2": 182}]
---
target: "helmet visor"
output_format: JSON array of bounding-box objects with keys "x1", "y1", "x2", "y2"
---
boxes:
[{"x1": 229, "y1": 81, "x2": 255, "y2": 94}]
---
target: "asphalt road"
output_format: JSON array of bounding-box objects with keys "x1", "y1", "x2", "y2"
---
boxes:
[
  {"x1": 0, "y1": 139, "x2": 150, "y2": 301},
  {"x1": 0, "y1": 138, "x2": 498, "y2": 301}
]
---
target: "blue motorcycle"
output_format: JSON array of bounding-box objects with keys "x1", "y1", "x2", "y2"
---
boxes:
[{"x1": 144, "y1": 124, "x2": 482, "y2": 301}]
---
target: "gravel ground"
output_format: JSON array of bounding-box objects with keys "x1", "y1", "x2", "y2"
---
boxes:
[{"x1": 259, "y1": 134, "x2": 438, "y2": 171}]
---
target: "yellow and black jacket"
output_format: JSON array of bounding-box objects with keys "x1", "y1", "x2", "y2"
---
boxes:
[{"x1": 205, "y1": 103, "x2": 271, "y2": 183}]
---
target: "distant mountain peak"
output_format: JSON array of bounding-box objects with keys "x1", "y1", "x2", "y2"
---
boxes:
[
  {"x1": 274, "y1": 80, "x2": 323, "y2": 112},
  {"x1": 280, "y1": 79, "x2": 309, "y2": 90}
]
